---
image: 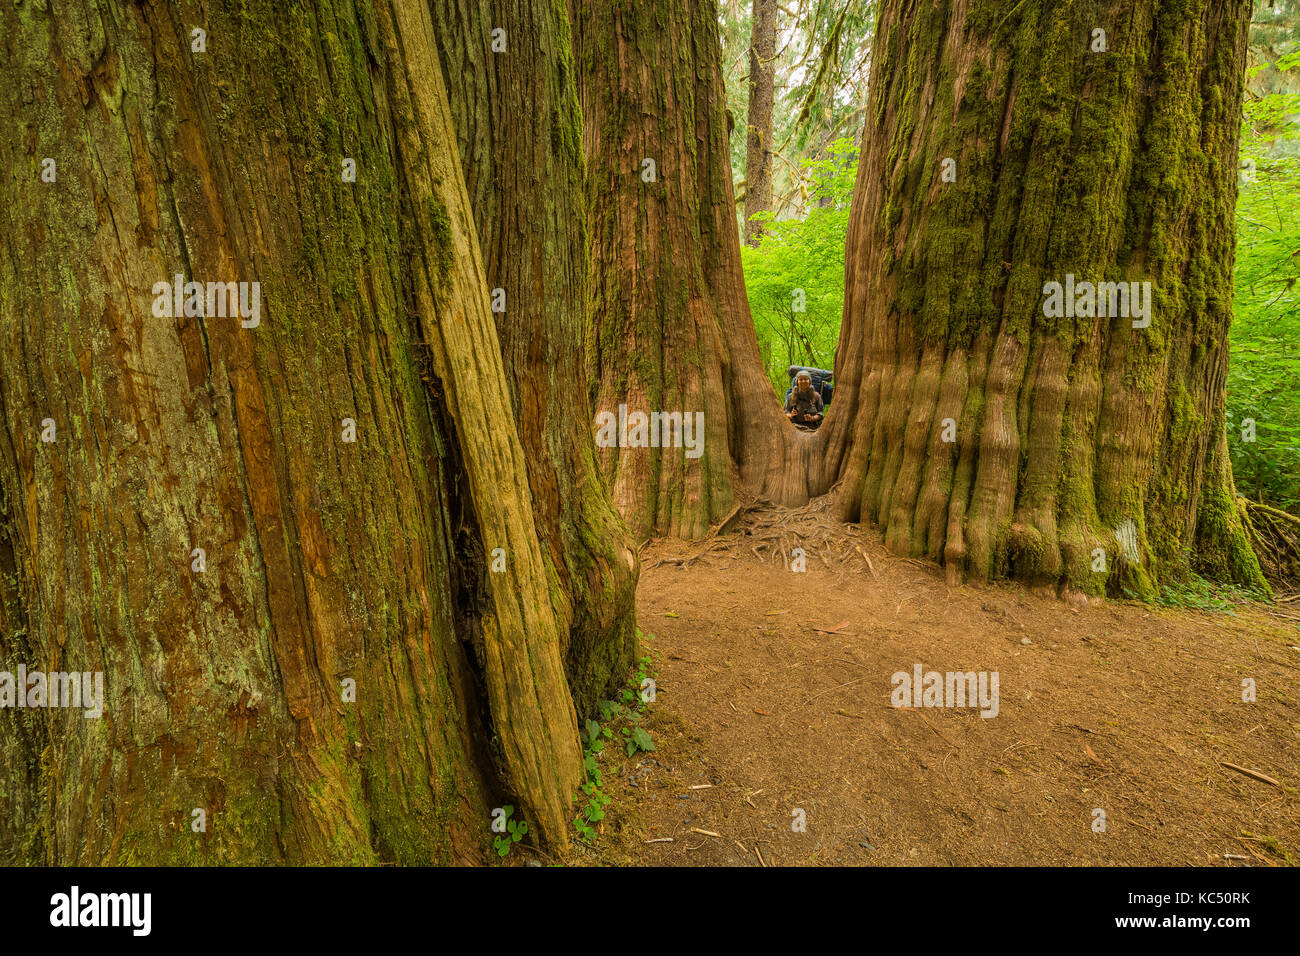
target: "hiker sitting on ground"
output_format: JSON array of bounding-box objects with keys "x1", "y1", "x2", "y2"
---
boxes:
[{"x1": 785, "y1": 371, "x2": 824, "y2": 429}]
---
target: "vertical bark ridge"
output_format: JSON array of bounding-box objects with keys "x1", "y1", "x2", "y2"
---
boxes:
[
  {"x1": 830, "y1": 0, "x2": 1265, "y2": 597},
  {"x1": 378, "y1": 0, "x2": 583, "y2": 844},
  {"x1": 0, "y1": 0, "x2": 580, "y2": 862},
  {"x1": 429, "y1": 0, "x2": 639, "y2": 718},
  {"x1": 573, "y1": 0, "x2": 838, "y2": 541}
]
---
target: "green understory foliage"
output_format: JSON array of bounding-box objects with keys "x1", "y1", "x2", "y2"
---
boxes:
[
  {"x1": 742, "y1": 138, "x2": 858, "y2": 392},
  {"x1": 572, "y1": 637, "x2": 656, "y2": 846},
  {"x1": 1229, "y1": 47, "x2": 1300, "y2": 515},
  {"x1": 491, "y1": 805, "x2": 527, "y2": 858},
  {"x1": 1148, "y1": 575, "x2": 1270, "y2": 614}
]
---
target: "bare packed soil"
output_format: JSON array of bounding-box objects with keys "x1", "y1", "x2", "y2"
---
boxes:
[{"x1": 562, "y1": 505, "x2": 1300, "y2": 867}]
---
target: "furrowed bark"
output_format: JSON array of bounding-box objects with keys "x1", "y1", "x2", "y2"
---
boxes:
[
  {"x1": 572, "y1": 0, "x2": 823, "y2": 540},
  {"x1": 429, "y1": 0, "x2": 639, "y2": 717},
  {"x1": 0, "y1": 0, "x2": 580, "y2": 863},
  {"x1": 828, "y1": 0, "x2": 1267, "y2": 598}
]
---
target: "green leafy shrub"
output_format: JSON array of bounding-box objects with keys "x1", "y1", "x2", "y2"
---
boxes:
[
  {"x1": 1230, "y1": 50, "x2": 1300, "y2": 514},
  {"x1": 742, "y1": 138, "x2": 858, "y2": 394}
]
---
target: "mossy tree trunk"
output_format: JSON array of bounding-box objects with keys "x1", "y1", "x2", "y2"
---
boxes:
[
  {"x1": 428, "y1": 0, "x2": 638, "y2": 717},
  {"x1": 0, "y1": 0, "x2": 582, "y2": 863},
  {"x1": 821, "y1": 0, "x2": 1267, "y2": 598},
  {"x1": 572, "y1": 0, "x2": 817, "y2": 541},
  {"x1": 742, "y1": 0, "x2": 778, "y2": 247}
]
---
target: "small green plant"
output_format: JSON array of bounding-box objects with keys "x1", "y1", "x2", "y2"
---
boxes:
[
  {"x1": 574, "y1": 720, "x2": 612, "y2": 844},
  {"x1": 623, "y1": 726, "x2": 655, "y2": 757},
  {"x1": 574, "y1": 781, "x2": 611, "y2": 843},
  {"x1": 1154, "y1": 575, "x2": 1268, "y2": 614},
  {"x1": 571, "y1": 642, "x2": 659, "y2": 845},
  {"x1": 1241, "y1": 831, "x2": 1295, "y2": 865},
  {"x1": 492, "y1": 805, "x2": 527, "y2": 858}
]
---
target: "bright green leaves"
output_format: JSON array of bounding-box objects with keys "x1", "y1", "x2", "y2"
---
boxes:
[
  {"x1": 625, "y1": 726, "x2": 655, "y2": 757},
  {"x1": 491, "y1": 805, "x2": 528, "y2": 858},
  {"x1": 571, "y1": 641, "x2": 658, "y2": 846},
  {"x1": 741, "y1": 138, "x2": 858, "y2": 392},
  {"x1": 1231, "y1": 47, "x2": 1300, "y2": 514}
]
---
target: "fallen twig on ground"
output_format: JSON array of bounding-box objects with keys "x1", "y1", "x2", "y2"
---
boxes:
[{"x1": 1219, "y1": 761, "x2": 1281, "y2": 787}]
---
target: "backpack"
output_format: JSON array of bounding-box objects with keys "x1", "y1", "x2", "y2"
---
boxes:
[{"x1": 784, "y1": 365, "x2": 833, "y2": 408}]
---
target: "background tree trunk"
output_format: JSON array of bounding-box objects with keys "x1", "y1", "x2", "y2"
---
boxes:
[
  {"x1": 0, "y1": 0, "x2": 580, "y2": 863},
  {"x1": 824, "y1": 0, "x2": 1267, "y2": 598},
  {"x1": 572, "y1": 0, "x2": 817, "y2": 540},
  {"x1": 428, "y1": 0, "x2": 638, "y2": 717},
  {"x1": 743, "y1": 0, "x2": 778, "y2": 247}
]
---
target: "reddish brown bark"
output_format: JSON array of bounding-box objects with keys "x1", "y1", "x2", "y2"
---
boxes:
[
  {"x1": 573, "y1": 0, "x2": 823, "y2": 541},
  {"x1": 0, "y1": 0, "x2": 583, "y2": 863},
  {"x1": 429, "y1": 0, "x2": 639, "y2": 716}
]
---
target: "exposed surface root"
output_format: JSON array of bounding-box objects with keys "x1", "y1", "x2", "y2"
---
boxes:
[
  {"x1": 1243, "y1": 498, "x2": 1300, "y2": 585},
  {"x1": 644, "y1": 487, "x2": 878, "y2": 579}
]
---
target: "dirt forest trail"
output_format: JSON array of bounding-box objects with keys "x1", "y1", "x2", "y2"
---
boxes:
[{"x1": 581, "y1": 504, "x2": 1300, "y2": 867}]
